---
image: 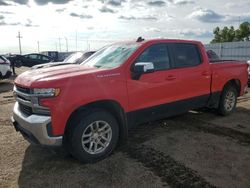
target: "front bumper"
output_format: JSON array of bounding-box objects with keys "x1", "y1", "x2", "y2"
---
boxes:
[{"x1": 12, "y1": 102, "x2": 62, "y2": 146}]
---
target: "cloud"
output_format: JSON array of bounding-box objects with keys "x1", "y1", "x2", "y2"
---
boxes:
[
  {"x1": 0, "y1": 0, "x2": 28, "y2": 5},
  {"x1": 106, "y1": 0, "x2": 126, "y2": 6},
  {"x1": 145, "y1": 27, "x2": 161, "y2": 33},
  {"x1": 0, "y1": 11, "x2": 14, "y2": 14},
  {"x1": 0, "y1": 21, "x2": 21, "y2": 26},
  {"x1": 14, "y1": 0, "x2": 28, "y2": 4},
  {"x1": 140, "y1": 16, "x2": 158, "y2": 21},
  {"x1": 99, "y1": 6, "x2": 116, "y2": 13},
  {"x1": 188, "y1": 7, "x2": 250, "y2": 23},
  {"x1": 188, "y1": 8, "x2": 224, "y2": 23},
  {"x1": 0, "y1": 0, "x2": 10, "y2": 5},
  {"x1": 118, "y1": 15, "x2": 135, "y2": 20},
  {"x1": 25, "y1": 19, "x2": 38, "y2": 27},
  {"x1": 174, "y1": 0, "x2": 194, "y2": 5},
  {"x1": 119, "y1": 15, "x2": 158, "y2": 21},
  {"x1": 179, "y1": 29, "x2": 212, "y2": 38},
  {"x1": 226, "y1": 2, "x2": 250, "y2": 10},
  {"x1": 70, "y1": 12, "x2": 93, "y2": 19},
  {"x1": 147, "y1": 0, "x2": 166, "y2": 7},
  {"x1": 56, "y1": 8, "x2": 66, "y2": 13},
  {"x1": 34, "y1": 0, "x2": 72, "y2": 5},
  {"x1": 0, "y1": 17, "x2": 38, "y2": 27}
]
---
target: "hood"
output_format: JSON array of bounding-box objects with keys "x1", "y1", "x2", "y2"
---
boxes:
[{"x1": 15, "y1": 64, "x2": 100, "y2": 88}]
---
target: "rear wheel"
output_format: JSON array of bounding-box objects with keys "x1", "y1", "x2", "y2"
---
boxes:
[
  {"x1": 218, "y1": 84, "x2": 237, "y2": 116},
  {"x1": 67, "y1": 109, "x2": 119, "y2": 163}
]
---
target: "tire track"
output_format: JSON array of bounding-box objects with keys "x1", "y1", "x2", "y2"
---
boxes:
[
  {"x1": 168, "y1": 115, "x2": 250, "y2": 145},
  {"x1": 238, "y1": 95, "x2": 250, "y2": 103},
  {"x1": 0, "y1": 99, "x2": 15, "y2": 105},
  {"x1": 0, "y1": 119, "x2": 12, "y2": 126},
  {"x1": 123, "y1": 144, "x2": 215, "y2": 188},
  {"x1": 119, "y1": 123, "x2": 216, "y2": 188},
  {"x1": 121, "y1": 111, "x2": 250, "y2": 187}
]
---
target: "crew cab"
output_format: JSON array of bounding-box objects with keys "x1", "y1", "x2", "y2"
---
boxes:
[{"x1": 11, "y1": 39, "x2": 248, "y2": 163}]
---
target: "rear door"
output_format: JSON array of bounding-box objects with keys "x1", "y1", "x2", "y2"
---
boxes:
[{"x1": 169, "y1": 43, "x2": 211, "y2": 106}]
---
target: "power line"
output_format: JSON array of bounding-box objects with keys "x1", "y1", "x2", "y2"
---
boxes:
[{"x1": 17, "y1": 31, "x2": 22, "y2": 55}]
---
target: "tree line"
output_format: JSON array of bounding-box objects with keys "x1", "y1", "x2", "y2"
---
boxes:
[{"x1": 211, "y1": 22, "x2": 250, "y2": 43}]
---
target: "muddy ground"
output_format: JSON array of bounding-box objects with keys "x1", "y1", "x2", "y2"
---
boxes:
[{"x1": 0, "y1": 67, "x2": 250, "y2": 188}]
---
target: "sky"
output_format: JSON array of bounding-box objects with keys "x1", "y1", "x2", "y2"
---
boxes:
[{"x1": 0, "y1": 0, "x2": 250, "y2": 54}]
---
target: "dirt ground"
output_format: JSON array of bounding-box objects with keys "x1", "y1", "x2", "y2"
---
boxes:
[{"x1": 0, "y1": 67, "x2": 250, "y2": 188}]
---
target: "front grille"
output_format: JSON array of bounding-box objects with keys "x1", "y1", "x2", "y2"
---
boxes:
[
  {"x1": 16, "y1": 86, "x2": 31, "y2": 94},
  {"x1": 19, "y1": 103, "x2": 32, "y2": 116}
]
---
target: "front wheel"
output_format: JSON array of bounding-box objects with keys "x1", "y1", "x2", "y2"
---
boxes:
[
  {"x1": 68, "y1": 110, "x2": 119, "y2": 163},
  {"x1": 218, "y1": 85, "x2": 238, "y2": 116}
]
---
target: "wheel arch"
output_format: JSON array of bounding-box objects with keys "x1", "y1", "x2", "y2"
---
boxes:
[
  {"x1": 222, "y1": 79, "x2": 241, "y2": 96},
  {"x1": 64, "y1": 100, "x2": 128, "y2": 145}
]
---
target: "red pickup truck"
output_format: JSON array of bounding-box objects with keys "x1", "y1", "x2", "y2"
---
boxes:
[{"x1": 12, "y1": 39, "x2": 248, "y2": 163}]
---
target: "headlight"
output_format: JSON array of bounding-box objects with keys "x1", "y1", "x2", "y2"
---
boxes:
[{"x1": 33, "y1": 88, "x2": 60, "y2": 97}]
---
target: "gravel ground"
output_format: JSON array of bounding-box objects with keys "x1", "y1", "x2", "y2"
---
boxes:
[{"x1": 0, "y1": 67, "x2": 250, "y2": 188}]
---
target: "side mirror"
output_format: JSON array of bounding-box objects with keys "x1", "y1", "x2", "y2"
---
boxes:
[
  {"x1": 134, "y1": 62, "x2": 155, "y2": 74},
  {"x1": 132, "y1": 62, "x2": 155, "y2": 80}
]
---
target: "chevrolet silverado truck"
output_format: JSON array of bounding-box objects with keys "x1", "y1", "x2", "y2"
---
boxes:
[{"x1": 12, "y1": 39, "x2": 249, "y2": 163}]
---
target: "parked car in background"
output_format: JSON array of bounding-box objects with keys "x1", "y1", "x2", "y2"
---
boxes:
[
  {"x1": 247, "y1": 60, "x2": 250, "y2": 85},
  {"x1": 0, "y1": 55, "x2": 12, "y2": 79},
  {"x1": 12, "y1": 39, "x2": 248, "y2": 163},
  {"x1": 6, "y1": 53, "x2": 53, "y2": 67},
  {"x1": 32, "y1": 51, "x2": 96, "y2": 69},
  {"x1": 41, "y1": 51, "x2": 59, "y2": 62}
]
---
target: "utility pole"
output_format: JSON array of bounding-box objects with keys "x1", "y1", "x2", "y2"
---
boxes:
[
  {"x1": 37, "y1": 41, "x2": 40, "y2": 53},
  {"x1": 65, "y1": 37, "x2": 68, "y2": 52},
  {"x1": 58, "y1": 37, "x2": 61, "y2": 52},
  {"x1": 75, "y1": 30, "x2": 78, "y2": 51},
  {"x1": 17, "y1": 31, "x2": 22, "y2": 55},
  {"x1": 55, "y1": 42, "x2": 58, "y2": 51}
]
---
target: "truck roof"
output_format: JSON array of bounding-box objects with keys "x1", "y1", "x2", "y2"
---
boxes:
[{"x1": 114, "y1": 38, "x2": 202, "y2": 46}]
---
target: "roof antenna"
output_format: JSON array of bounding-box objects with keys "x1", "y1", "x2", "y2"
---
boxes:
[{"x1": 136, "y1": 37, "x2": 145, "y2": 42}]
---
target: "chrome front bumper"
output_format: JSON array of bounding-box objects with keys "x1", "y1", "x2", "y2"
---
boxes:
[{"x1": 12, "y1": 102, "x2": 62, "y2": 146}]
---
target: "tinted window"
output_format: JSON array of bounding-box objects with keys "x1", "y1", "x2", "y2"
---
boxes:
[
  {"x1": 28, "y1": 54, "x2": 38, "y2": 59},
  {"x1": 41, "y1": 55, "x2": 50, "y2": 61},
  {"x1": 171, "y1": 43, "x2": 201, "y2": 68},
  {"x1": 136, "y1": 44, "x2": 170, "y2": 71}
]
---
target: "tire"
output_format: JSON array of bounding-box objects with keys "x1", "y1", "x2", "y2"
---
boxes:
[
  {"x1": 67, "y1": 109, "x2": 119, "y2": 163},
  {"x1": 218, "y1": 84, "x2": 238, "y2": 116}
]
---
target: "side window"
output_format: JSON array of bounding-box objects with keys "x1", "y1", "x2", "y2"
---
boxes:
[
  {"x1": 28, "y1": 54, "x2": 38, "y2": 59},
  {"x1": 41, "y1": 56, "x2": 50, "y2": 61},
  {"x1": 171, "y1": 43, "x2": 201, "y2": 68},
  {"x1": 136, "y1": 44, "x2": 170, "y2": 71}
]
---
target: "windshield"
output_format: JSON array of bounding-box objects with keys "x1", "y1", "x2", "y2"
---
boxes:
[
  {"x1": 82, "y1": 43, "x2": 139, "y2": 68},
  {"x1": 63, "y1": 52, "x2": 83, "y2": 63}
]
